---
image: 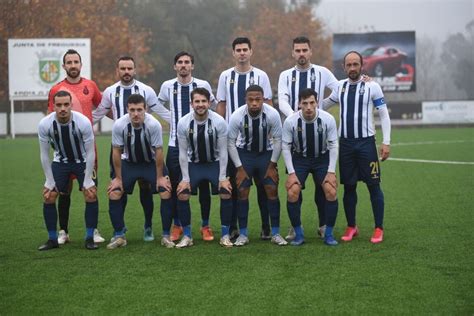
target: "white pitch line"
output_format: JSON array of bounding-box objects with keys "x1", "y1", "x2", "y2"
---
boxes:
[
  {"x1": 391, "y1": 140, "x2": 474, "y2": 147},
  {"x1": 388, "y1": 157, "x2": 474, "y2": 165}
]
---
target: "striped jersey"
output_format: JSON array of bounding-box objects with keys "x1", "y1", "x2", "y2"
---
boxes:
[
  {"x1": 282, "y1": 109, "x2": 338, "y2": 158},
  {"x1": 48, "y1": 78, "x2": 102, "y2": 123},
  {"x1": 228, "y1": 103, "x2": 282, "y2": 152},
  {"x1": 216, "y1": 66, "x2": 272, "y2": 122},
  {"x1": 157, "y1": 77, "x2": 216, "y2": 147},
  {"x1": 38, "y1": 110, "x2": 94, "y2": 163},
  {"x1": 112, "y1": 113, "x2": 163, "y2": 163},
  {"x1": 177, "y1": 111, "x2": 228, "y2": 163},
  {"x1": 278, "y1": 64, "x2": 338, "y2": 117},
  {"x1": 325, "y1": 79, "x2": 386, "y2": 139},
  {"x1": 93, "y1": 79, "x2": 170, "y2": 123}
]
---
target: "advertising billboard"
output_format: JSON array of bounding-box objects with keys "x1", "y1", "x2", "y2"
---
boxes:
[
  {"x1": 332, "y1": 31, "x2": 416, "y2": 92},
  {"x1": 8, "y1": 38, "x2": 91, "y2": 100}
]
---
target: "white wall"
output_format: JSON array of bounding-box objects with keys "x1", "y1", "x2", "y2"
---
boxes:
[
  {"x1": 14, "y1": 112, "x2": 45, "y2": 134},
  {"x1": 0, "y1": 113, "x2": 7, "y2": 135}
]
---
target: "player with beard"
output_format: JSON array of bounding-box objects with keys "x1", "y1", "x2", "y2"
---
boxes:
[
  {"x1": 156, "y1": 52, "x2": 217, "y2": 245},
  {"x1": 278, "y1": 36, "x2": 339, "y2": 241},
  {"x1": 93, "y1": 56, "x2": 170, "y2": 242},
  {"x1": 47, "y1": 49, "x2": 104, "y2": 245},
  {"x1": 321, "y1": 51, "x2": 391, "y2": 244}
]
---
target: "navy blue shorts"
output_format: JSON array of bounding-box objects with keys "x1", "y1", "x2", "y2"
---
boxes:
[
  {"x1": 52, "y1": 162, "x2": 87, "y2": 194},
  {"x1": 339, "y1": 136, "x2": 381, "y2": 185},
  {"x1": 167, "y1": 146, "x2": 210, "y2": 193},
  {"x1": 237, "y1": 149, "x2": 276, "y2": 188},
  {"x1": 122, "y1": 160, "x2": 159, "y2": 194},
  {"x1": 292, "y1": 153, "x2": 329, "y2": 190},
  {"x1": 189, "y1": 161, "x2": 219, "y2": 195}
]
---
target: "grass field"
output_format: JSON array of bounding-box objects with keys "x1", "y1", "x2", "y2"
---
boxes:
[{"x1": 0, "y1": 127, "x2": 473, "y2": 314}]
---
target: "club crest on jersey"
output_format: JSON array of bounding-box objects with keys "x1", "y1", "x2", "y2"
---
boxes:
[
  {"x1": 230, "y1": 79, "x2": 235, "y2": 84},
  {"x1": 262, "y1": 119, "x2": 267, "y2": 128},
  {"x1": 359, "y1": 86, "x2": 365, "y2": 95},
  {"x1": 83, "y1": 86, "x2": 89, "y2": 95},
  {"x1": 208, "y1": 127, "x2": 213, "y2": 135},
  {"x1": 188, "y1": 128, "x2": 194, "y2": 134},
  {"x1": 317, "y1": 125, "x2": 323, "y2": 133},
  {"x1": 173, "y1": 89, "x2": 177, "y2": 95},
  {"x1": 292, "y1": 77, "x2": 296, "y2": 82},
  {"x1": 249, "y1": 77, "x2": 255, "y2": 85},
  {"x1": 310, "y1": 73, "x2": 316, "y2": 82}
]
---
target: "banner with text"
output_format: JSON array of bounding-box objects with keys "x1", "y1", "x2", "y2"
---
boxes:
[
  {"x1": 422, "y1": 101, "x2": 474, "y2": 124},
  {"x1": 8, "y1": 38, "x2": 91, "y2": 100}
]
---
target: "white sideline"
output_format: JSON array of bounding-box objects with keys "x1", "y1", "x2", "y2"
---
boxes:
[
  {"x1": 388, "y1": 157, "x2": 474, "y2": 165},
  {"x1": 391, "y1": 140, "x2": 473, "y2": 147}
]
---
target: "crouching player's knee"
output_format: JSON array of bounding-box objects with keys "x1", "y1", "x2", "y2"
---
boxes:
[
  {"x1": 177, "y1": 191, "x2": 190, "y2": 201},
  {"x1": 323, "y1": 175, "x2": 338, "y2": 202},
  {"x1": 43, "y1": 190, "x2": 58, "y2": 204},
  {"x1": 108, "y1": 189, "x2": 123, "y2": 201},
  {"x1": 264, "y1": 184, "x2": 279, "y2": 200},
  {"x1": 287, "y1": 183, "x2": 301, "y2": 203},
  {"x1": 219, "y1": 187, "x2": 232, "y2": 200},
  {"x1": 83, "y1": 187, "x2": 97, "y2": 202},
  {"x1": 158, "y1": 182, "x2": 171, "y2": 199}
]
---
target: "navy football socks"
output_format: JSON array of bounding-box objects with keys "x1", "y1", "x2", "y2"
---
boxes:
[
  {"x1": 160, "y1": 197, "x2": 172, "y2": 236},
  {"x1": 368, "y1": 184, "x2": 384, "y2": 229},
  {"x1": 139, "y1": 188, "x2": 154, "y2": 229},
  {"x1": 343, "y1": 184, "x2": 358, "y2": 227},
  {"x1": 43, "y1": 203, "x2": 57, "y2": 239}
]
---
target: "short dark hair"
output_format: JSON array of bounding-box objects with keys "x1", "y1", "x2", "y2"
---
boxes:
[
  {"x1": 232, "y1": 37, "x2": 252, "y2": 50},
  {"x1": 53, "y1": 90, "x2": 72, "y2": 102},
  {"x1": 63, "y1": 49, "x2": 82, "y2": 64},
  {"x1": 117, "y1": 56, "x2": 135, "y2": 66},
  {"x1": 343, "y1": 50, "x2": 364, "y2": 66},
  {"x1": 246, "y1": 84, "x2": 264, "y2": 95},
  {"x1": 174, "y1": 51, "x2": 194, "y2": 64},
  {"x1": 191, "y1": 87, "x2": 210, "y2": 101},
  {"x1": 298, "y1": 88, "x2": 318, "y2": 103},
  {"x1": 293, "y1": 36, "x2": 311, "y2": 48},
  {"x1": 127, "y1": 94, "x2": 146, "y2": 108}
]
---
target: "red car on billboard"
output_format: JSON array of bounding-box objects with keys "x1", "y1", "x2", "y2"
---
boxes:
[{"x1": 361, "y1": 46, "x2": 407, "y2": 77}]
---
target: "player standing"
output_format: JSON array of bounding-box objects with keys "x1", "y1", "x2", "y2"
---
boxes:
[
  {"x1": 216, "y1": 37, "x2": 273, "y2": 240},
  {"x1": 278, "y1": 36, "x2": 339, "y2": 240},
  {"x1": 157, "y1": 51, "x2": 216, "y2": 243},
  {"x1": 322, "y1": 51, "x2": 391, "y2": 243},
  {"x1": 282, "y1": 89, "x2": 339, "y2": 246},
  {"x1": 47, "y1": 49, "x2": 104, "y2": 244},
  {"x1": 93, "y1": 56, "x2": 170, "y2": 241},
  {"x1": 175, "y1": 88, "x2": 233, "y2": 248},
  {"x1": 227, "y1": 85, "x2": 287, "y2": 246},
  {"x1": 38, "y1": 90, "x2": 99, "y2": 250},
  {"x1": 106, "y1": 94, "x2": 171, "y2": 249}
]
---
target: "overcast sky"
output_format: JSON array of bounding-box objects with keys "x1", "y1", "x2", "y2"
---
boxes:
[{"x1": 316, "y1": 0, "x2": 473, "y2": 41}]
